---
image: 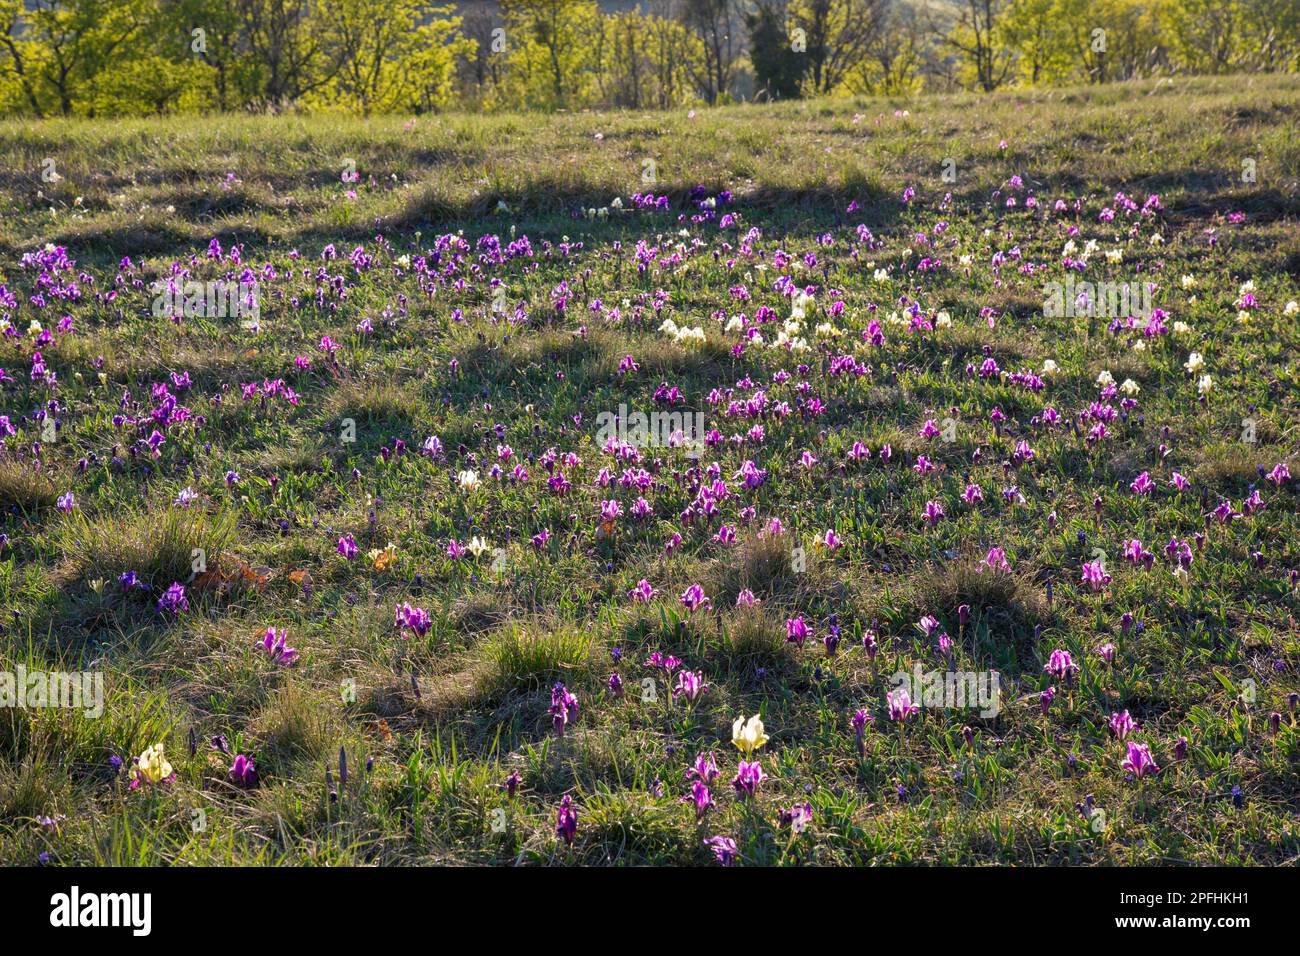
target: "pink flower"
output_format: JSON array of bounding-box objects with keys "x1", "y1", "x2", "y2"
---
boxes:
[
  {"x1": 731, "y1": 760, "x2": 767, "y2": 799},
  {"x1": 1044, "y1": 648, "x2": 1078, "y2": 683},
  {"x1": 785, "y1": 616, "x2": 810, "y2": 646},
  {"x1": 1121, "y1": 741, "x2": 1159, "y2": 779},
  {"x1": 1080, "y1": 559, "x2": 1111, "y2": 591},
  {"x1": 683, "y1": 779, "x2": 715, "y2": 819},
  {"x1": 1109, "y1": 709, "x2": 1138, "y2": 740},
  {"x1": 679, "y1": 583, "x2": 711, "y2": 612},
  {"x1": 982, "y1": 547, "x2": 1010, "y2": 572},
  {"x1": 674, "y1": 670, "x2": 708, "y2": 704},
  {"x1": 257, "y1": 626, "x2": 298, "y2": 665},
  {"x1": 887, "y1": 686, "x2": 919, "y2": 721},
  {"x1": 394, "y1": 603, "x2": 431, "y2": 638},
  {"x1": 922, "y1": 499, "x2": 945, "y2": 525},
  {"x1": 628, "y1": 579, "x2": 658, "y2": 603},
  {"x1": 689, "y1": 751, "x2": 720, "y2": 782}
]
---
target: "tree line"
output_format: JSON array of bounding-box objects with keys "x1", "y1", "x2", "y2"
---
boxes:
[{"x1": 1, "y1": 0, "x2": 1296, "y2": 116}]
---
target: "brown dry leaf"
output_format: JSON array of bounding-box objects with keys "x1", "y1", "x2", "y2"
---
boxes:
[{"x1": 236, "y1": 561, "x2": 273, "y2": 590}]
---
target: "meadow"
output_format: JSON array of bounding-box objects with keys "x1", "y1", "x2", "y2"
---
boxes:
[{"x1": 0, "y1": 72, "x2": 1298, "y2": 866}]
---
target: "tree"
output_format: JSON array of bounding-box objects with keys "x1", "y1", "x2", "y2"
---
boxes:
[
  {"x1": 13, "y1": 0, "x2": 150, "y2": 116},
  {"x1": 1002, "y1": 0, "x2": 1070, "y2": 84},
  {"x1": 944, "y1": 0, "x2": 1015, "y2": 91},
  {"x1": 311, "y1": 0, "x2": 470, "y2": 114},
  {"x1": 235, "y1": 0, "x2": 337, "y2": 106},
  {"x1": 789, "y1": 0, "x2": 888, "y2": 95},
  {"x1": 501, "y1": 0, "x2": 601, "y2": 109},
  {"x1": 1161, "y1": 0, "x2": 1246, "y2": 74},
  {"x1": 680, "y1": 0, "x2": 740, "y2": 104},
  {"x1": 746, "y1": 1, "x2": 803, "y2": 99},
  {"x1": 643, "y1": 0, "x2": 704, "y2": 108}
]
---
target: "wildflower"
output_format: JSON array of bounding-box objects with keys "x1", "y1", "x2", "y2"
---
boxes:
[
  {"x1": 1080, "y1": 559, "x2": 1111, "y2": 591},
  {"x1": 690, "y1": 752, "x2": 720, "y2": 782},
  {"x1": 1097, "y1": 642, "x2": 1116, "y2": 664},
  {"x1": 735, "y1": 588, "x2": 758, "y2": 607},
  {"x1": 887, "y1": 686, "x2": 919, "y2": 722},
  {"x1": 502, "y1": 771, "x2": 522, "y2": 798},
  {"x1": 674, "y1": 669, "x2": 708, "y2": 705},
  {"x1": 922, "y1": 499, "x2": 945, "y2": 525},
  {"x1": 607, "y1": 672, "x2": 623, "y2": 697},
  {"x1": 645, "y1": 651, "x2": 680, "y2": 677},
  {"x1": 852, "y1": 708, "x2": 873, "y2": 759},
  {"x1": 731, "y1": 760, "x2": 767, "y2": 799},
  {"x1": 779, "y1": 801, "x2": 814, "y2": 834},
  {"x1": 1121, "y1": 742, "x2": 1159, "y2": 779},
  {"x1": 679, "y1": 583, "x2": 711, "y2": 612},
  {"x1": 337, "y1": 534, "x2": 359, "y2": 560},
  {"x1": 394, "y1": 603, "x2": 431, "y2": 638},
  {"x1": 1109, "y1": 709, "x2": 1138, "y2": 740},
  {"x1": 1039, "y1": 686, "x2": 1056, "y2": 715},
  {"x1": 683, "y1": 780, "x2": 715, "y2": 819},
  {"x1": 706, "y1": 835, "x2": 738, "y2": 865},
  {"x1": 555, "y1": 795, "x2": 578, "y2": 846},
  {"x1": 1044, "y1": 649, "x2": 1079, "y2": 685},
  {"x1": 257, "y1": 626, "x2": 299, "y2": 665},
  {"x1": 785, "y1": 616, "x2": 810, "y2": 646},
  {"x1": 982, "y1": 547, "x2": 1010, "y2": 572},
  {"x1": 129, "y1": 743, "x2": 175, "y2": 789},
  {"x1": 156, "y1": 582, "x2": 188, "y2": 615},
  {"x1": 228, "y1": 754, "x2": 258, "y2": 788},
  {"x1": 628, "y1": 578, "x2": 657, "y2": 603},
  {"x1": 457, "y1": 469, "x2": 480, "y2": 491},
  {"x1": 549, "y1": 682, "x2": 579, "y2": 736},
  {"x1": 732, "y1": 714, "x2": 769, "y2": 757},
  {"x1": 56, "y1": 492, "x2": 76, "y2": 512}
]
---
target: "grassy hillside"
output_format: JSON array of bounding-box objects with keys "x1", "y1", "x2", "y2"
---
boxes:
[{"x1": 0, "y1": 74, "x2": 1297, "y2": 865}]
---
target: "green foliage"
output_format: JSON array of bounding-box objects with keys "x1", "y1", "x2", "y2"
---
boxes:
[{"x1": 0, "y1": 0, "x2": 1296, "y2": 117}]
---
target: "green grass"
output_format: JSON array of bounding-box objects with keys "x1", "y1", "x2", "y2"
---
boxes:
[{"x1": 0, "y1": 73, "x2": 1298, "y2": 866}]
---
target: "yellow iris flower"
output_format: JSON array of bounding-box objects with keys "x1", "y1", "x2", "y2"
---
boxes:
[{"x1": 731, "y1": 714, "x2": 768, "y2": 757}]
